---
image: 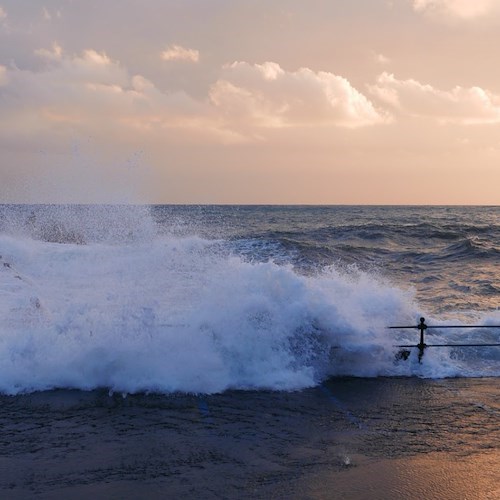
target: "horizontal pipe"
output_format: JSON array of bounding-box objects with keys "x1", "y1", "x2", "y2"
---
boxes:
[
  {"x1": 389, "y1": 325, "x2": 500, "y2": 329},
  {"x1": 396, "y1": 343, "x2": 500, "y2": 348}
]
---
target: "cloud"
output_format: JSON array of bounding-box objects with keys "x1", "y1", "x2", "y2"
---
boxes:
[
  {"x1": 209, "y1": 61, "x2": 388, "y2": 128},
  {"x1": 0, "y1": 64, "x2": 7, "y2": 86},
  {"x1": 42, "y1": 7, "x2": 51, "y2": 21},
  {"x1": 0, "y1": 50, "x2": 390, "y2": 159},
  {"x1": 370, "y1": 72, "x2": 500, "y2": 124},
  {"x1": 35, "y1": 42, "x2": 63, "y2": 61},
  {"x1": 161, "y1": 44, "x2": 200, "y2": 63},
  {"x1": 0, "y1": 5, "x2": 7, "y2": 28},
  {"x1": 374, "y1": 52, "x2": 391, "y2": 65},
  {"x1": 80, "y1": 49, "x2": 111, "y2": 66},
  {"x1": 413, "y1": 0, "x2": 499, "y2": 20},
  {"x1": 0, "y1": 46, "x2": 246, "y2": 148}
]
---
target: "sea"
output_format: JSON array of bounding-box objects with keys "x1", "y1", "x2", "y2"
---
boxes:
[{"x1": 0, "y1": 205, "x2": 498, "y2": 498}]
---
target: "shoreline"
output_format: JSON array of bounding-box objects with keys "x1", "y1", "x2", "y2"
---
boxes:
[{"x1": 0, "y1": 377, "x2": 498, "y2": 499}]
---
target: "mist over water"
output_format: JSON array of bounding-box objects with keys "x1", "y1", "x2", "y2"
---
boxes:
[{"x1": 0, "y1": 205, "x2": 499, "y2": 395}]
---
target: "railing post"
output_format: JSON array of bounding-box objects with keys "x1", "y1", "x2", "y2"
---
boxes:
[{"x1": 417, "y1": 317, "x2": 427, "y2": 363}]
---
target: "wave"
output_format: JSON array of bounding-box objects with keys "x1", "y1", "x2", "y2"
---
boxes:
[
  {"x1": 1, "y1": 226, "x2": 499, "y2": 396},
  {"x1": 409, "y1": 237, "x2": 499, "y2": 266}
]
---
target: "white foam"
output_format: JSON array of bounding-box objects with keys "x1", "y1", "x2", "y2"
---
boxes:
[{"x1": 0, "y1": 226, "x2": 498, "y2": 395}]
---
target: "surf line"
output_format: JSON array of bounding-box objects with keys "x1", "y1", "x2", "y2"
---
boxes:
[{"x1": 319, "y1": 385, "x2": 364, "y2": 429}]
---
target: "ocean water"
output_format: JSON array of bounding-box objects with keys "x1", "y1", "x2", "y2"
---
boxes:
[
  {"x1": 0, "y1": 204, "x2": 499, "y2": 498},
  {"x1": 0, "y1": 204, "x2": 498, "y2": 395}
]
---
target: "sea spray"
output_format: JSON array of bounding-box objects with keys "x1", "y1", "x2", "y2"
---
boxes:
[
  {"x1": 0, "y1": 204, "x2": 156, "y2": 244},
  {"x1": 0, "y1": 205, "x2": 499, "y2": 395},
  {"x1": 0, "y1": 238, "x2": 414, "y2": 394}
]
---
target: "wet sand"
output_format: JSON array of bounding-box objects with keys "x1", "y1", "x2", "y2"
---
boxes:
[{"x1": 0, "y1": 377, "x2": 498, "y2": 499}]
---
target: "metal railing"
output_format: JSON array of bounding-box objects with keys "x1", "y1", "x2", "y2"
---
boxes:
[{"x1": 389, "y1": 317, "x2": 500, "y2": 363}]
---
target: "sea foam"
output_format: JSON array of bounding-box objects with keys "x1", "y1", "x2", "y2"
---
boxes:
[{"x1": 0, "y1": 207, "x2": 498, "y2": 395}]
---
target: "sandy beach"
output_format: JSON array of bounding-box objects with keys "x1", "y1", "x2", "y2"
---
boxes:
[{"x1": 1, "y1": 377, "x2": 498, "y2": 499}]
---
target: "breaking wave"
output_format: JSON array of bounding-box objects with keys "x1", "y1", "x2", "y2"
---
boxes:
[{"x1": 0, "y1": 205, "x2": 499, "y2": 395}]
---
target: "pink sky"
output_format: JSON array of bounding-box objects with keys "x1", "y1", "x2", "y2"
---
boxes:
[{"x1": 1, "y1": 0, "x2": 499, "y2": 204}]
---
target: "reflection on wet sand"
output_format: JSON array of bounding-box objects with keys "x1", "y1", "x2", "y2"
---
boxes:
[
  {"x1": 0, "y1": 377, "x2": 498, "y2": 499},
  {"x1": 306, "y1": 452, "x2": 499, "y2": 500}
]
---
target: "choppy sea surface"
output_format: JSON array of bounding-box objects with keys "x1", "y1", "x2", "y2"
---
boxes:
[{"x1": 0, "y1": 204, "x2": 498, "y2": 394}]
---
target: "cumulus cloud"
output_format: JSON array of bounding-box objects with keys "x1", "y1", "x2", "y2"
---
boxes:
[
  {"x1": 209, "y1": 61, "x2": 388, "y2": 128},
  {"x1": 0, "y1": 46, "x2": 251, "y2": 148},
  {"x1": 370, "y1": 72, "x2": 500, "y2": 124},
  {"x1": 0, "y1": 50, "x2": 174, "y2": 128},
  {"x1": 413, "y1": 0, "x2": 499, "y2": 20},
  {"x1": 161, "y1": 44, "x2": 200, "y2": 63},
  {"x1": 35, "y1": 42, "x2": 63, "y2": 61},
  {"x1": 80, "y1": 49, "x2": 111, "y2": 66},
  {"x1": 0, "y1": 50, "x2": 390, "y2": 157}
]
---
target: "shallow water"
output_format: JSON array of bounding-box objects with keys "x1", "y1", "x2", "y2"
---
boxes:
[{"x1": 0, "y1": 377, "x2": 498, "y2": 499}]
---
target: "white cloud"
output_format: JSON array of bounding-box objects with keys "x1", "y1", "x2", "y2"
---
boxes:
[
  {"x1": 35, "y1": 42, "x2": 63, "y2": 61},
  {"x1": 0, "y1": 48, "x2": 241, "y2": 146},
  {"x1": 413, "y1": 0, "x2": 498, "y2": 19},
  {"x1": 81, "y1": 49, "x2": 111, "y2": 66},
  {"x1": 370, "y1": 72, "x2": 500, "y2": 124},
  {"x1": 209, "y1": 61, "x2": 388, "y2": 128},
  {"x1": 0, "y1": 50, "x2": 389, "y2": 157},
  {"x1": 0, "y1": 64, "x2": 7, "y2": 86},
  {"x1": 0, "y1": 6, "x2": 6, "y2": 20},
  {"x1": 161, "y1": 44, "x2": 200, "y2": 63},
  {"x1": 374, "y1": 52, "x2": 391, "y2": 65}
]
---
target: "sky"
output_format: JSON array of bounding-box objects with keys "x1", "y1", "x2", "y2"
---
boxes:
[{"x1": 1, "y1": 0, "x2": 500, "y2": 204}]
